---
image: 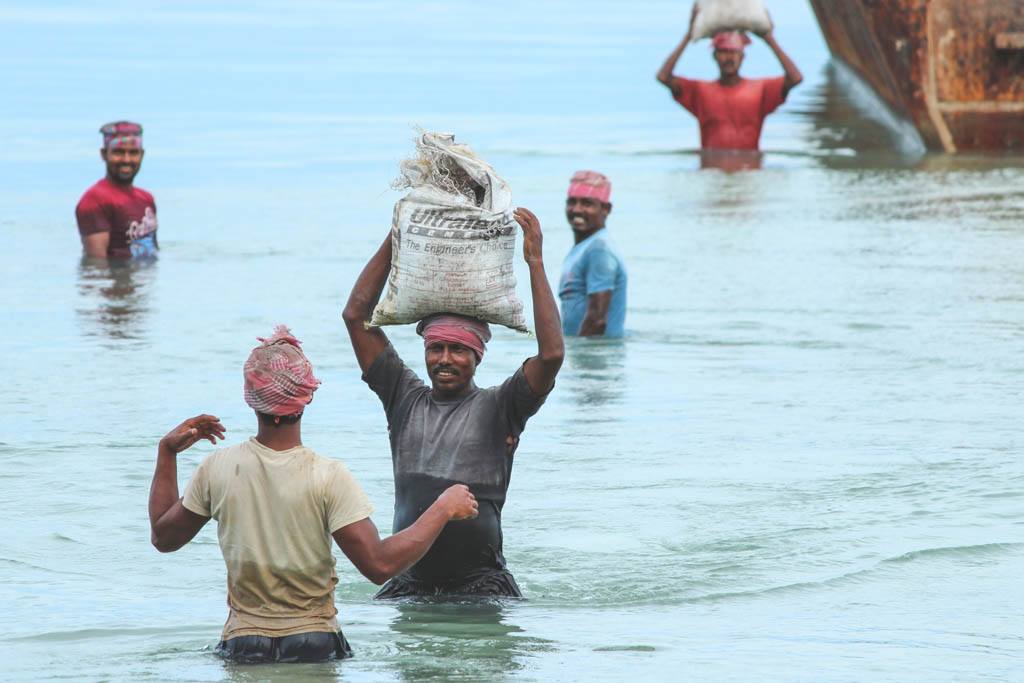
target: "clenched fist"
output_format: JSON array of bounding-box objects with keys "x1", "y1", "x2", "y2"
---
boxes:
[{"x1": 437, "y1": 484, "x2": 479, "y2": 520}]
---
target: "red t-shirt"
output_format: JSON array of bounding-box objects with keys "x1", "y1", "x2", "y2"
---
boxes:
[
  {"x1": 671, "y1": 76, "x2": 786, "y2": 151},
  {"x1": 76, "y1": 178, "x2": 159, "y2": 259}
]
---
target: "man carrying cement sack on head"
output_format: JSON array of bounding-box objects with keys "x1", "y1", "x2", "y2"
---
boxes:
[
  {"x1": 656, "y1": 1, "x2": 803, "y2": 152},
  {"x1": 342, "y1": 135, "x2": 564, "y2": 598}
]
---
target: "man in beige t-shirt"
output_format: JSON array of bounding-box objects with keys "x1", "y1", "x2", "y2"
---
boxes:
[{"x1": 148, "y1": 326, "x2": 478, "y2": 664}]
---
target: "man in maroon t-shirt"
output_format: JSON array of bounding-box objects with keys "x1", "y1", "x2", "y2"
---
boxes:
[
  {"x1": 656, "y1": 5, "x2": 803, "y2": 153},
  {"x1": 76, "y1": 121, "x2": 159, "y2": 259}
]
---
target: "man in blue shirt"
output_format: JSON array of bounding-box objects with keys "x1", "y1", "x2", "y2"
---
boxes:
[{"x1": 558, "y1": 170, "x2": 627, "y2": 338}]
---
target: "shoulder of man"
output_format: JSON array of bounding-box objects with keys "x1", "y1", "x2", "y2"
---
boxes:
[
  {"x1": 482, "y1": 362, "x2": 534, "y2": 397},
  {"x1": 584, "y1": 232, "x2": 623, "y2": 258},
  {"x1": 194, "y1": 440, "x2": 248, "y2": 472},
  {"x1": 76, "y1": 180, "x2": 110, "y2": 210},
  {"x1": 748, "y1": 76, "x2": 785, "y2": 89},
  {"x1": 316, "y1": 453, "x2": 362, "y2": 482},
  {"x1": 133, "y1": 185, "x2": 156, "y2": 205},
  {"x1": 366, "y1": 342, "x2": 423, "y2": 384},
  {"x1": 671, "y1": 76, "x2": 707, "y2": 89},
  {"x1": 314, "y1": 452, "x2": 374, "y2": 527}
]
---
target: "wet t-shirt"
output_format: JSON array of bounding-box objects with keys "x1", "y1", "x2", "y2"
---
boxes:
[
  {"x1": 363, "y1": 344, "x2": 547, "y2": 584},
  {"x1": 670, "y1": 76, "x2": 786, "y2": 150},
  {"x1": 182, "y1": 438, "x2": 373, "y2": 640},
  {"x1": 75, "y1": 178, "x2": 159, "y2": 259},
  {"x1": 559, "y1": 229, "x2": 627, "y2": 338}
]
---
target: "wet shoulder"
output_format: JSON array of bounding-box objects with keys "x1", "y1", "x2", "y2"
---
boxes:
[
  {"x1": 306, "y1": 448, "x2": 368, "y2": 497},
  {"x1": 306, "y1": 448, "x2": 354, "y2": 476},
  {"x1": 133, "y1": 185, "x2": 155, "y2": 205},
  {"x1": 194, "y1": 441, "x2": 253, "y2": 479},
  {"x1": 584, "y1": 231, "x2": 621, "y2": 256},
  {"x1": 76, "y1": 180, "x2": 112, "y2": 210}
]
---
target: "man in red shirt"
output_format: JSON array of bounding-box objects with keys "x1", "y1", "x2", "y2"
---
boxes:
[
  {"x1": 656, "y1": 6, "x2": 802, "y2": 153},
  {"x1": 76, "y1": 121, "x2": 159, "y2": 259}
]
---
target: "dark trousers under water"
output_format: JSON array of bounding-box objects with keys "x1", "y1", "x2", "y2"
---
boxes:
[
  {"x1": 374, "y1": 568, "x2": 522, "y2": 599},
  {"x1": 216, "y1": 630, "x2": 352, "y2": 664}
]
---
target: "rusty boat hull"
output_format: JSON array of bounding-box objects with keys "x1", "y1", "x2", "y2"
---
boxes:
[{"x1": 808, "y1": 0, "x2": 1024, "y2": 152}]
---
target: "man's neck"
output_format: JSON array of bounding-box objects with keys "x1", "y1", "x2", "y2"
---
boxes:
[
  {"x1": 105, "y1": 174, "x2": 133, "y2": 188},
  {"x1": 255, "y1": 422, "x2": 302, "y2": 451},
  {"x1": 718, "y1": 74, "x2": 742, "y2": 87},
  {"x1": 432, "y1": 382, "x2": 476, "y2": 401},
  {"x1": 574, "y1": 226, "x2": 605, "y2": 245}
]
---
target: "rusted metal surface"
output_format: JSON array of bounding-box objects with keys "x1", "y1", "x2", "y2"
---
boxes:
[
  {"x1": 808, "y1": 0, "x2": 1024, "y2": 152},
  {"x1": 994, "y1": 33, "x2": 1024, "y2": 51}
]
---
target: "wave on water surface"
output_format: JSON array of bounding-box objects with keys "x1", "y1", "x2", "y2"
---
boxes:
[
  {"x1": 9, "y1": 624, "x2": 215, "y2": 643},
  {"x1": 527, "y1": 542, "x2": 1023, "y2": 610}
]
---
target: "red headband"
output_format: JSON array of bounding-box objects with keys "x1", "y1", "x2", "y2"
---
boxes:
[
  {"x1": 567, "y1": 169, "x2": 611, "y2": 204},
  {"x1": 416, "y1": 314, "x2": 492, "y2": 361},
  {"x1": 243, "y1": 325, "x2": 321, "y2": 416},
  {"x1": 100, "y1": 121, "x2": 143, "y2": 150},
  {"x1": 712, "y1": 31, "x2": 751, "y2": 52}
]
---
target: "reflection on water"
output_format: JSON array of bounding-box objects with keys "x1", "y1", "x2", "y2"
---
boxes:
[
  {"x1": 387, "y1": 601, "x2": 550, "y2": 680},
  {"x1": 796, "y1": 60, "x2": 1024, "y2": 175},
  {"x1": 700, "y1": 149, "x2": 763, "y2": 172},
  {"x1": 798, "y1": 60, "x2": 927, "y2": 166},
  {"x1": 76, "y1": 257, "x2": 155, "y2": 343},
  {"x1": 218, "y1": 659, "x2": 343, "y2": 682},
  {"x1": 564, "y1": 338, "x2": 627, "y2": 408}
]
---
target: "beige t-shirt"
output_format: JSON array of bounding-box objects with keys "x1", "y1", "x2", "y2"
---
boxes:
[{"x1": 182, "y1": 438, "x2": 373, "y2": 640}]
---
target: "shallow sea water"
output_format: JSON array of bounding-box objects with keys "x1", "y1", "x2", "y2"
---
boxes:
[{"x1": 2, "y1": 1, "x2": 1023, "y2": 681}]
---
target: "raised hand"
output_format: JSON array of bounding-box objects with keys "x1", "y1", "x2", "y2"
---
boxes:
[
  {"x1": 514, "y1": 207, "x2": 544, "y2": 264},
  {"x1": 159, "y1": 414, "x2": 226, "y2": 454},
  {"x1": 437, "y1": 484, "x2": 479, "y2": 520},
  {"x1": 687, "y1": 2, "x2": 700, "y2": 38}
]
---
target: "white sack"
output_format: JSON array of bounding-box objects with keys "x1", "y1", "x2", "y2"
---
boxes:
[
  {"x1": 370, "y1": 132, "x2": 528, "y2": 332},
  {"x1": 691, "y1": 0, "x2": 771, "y2": 40}
]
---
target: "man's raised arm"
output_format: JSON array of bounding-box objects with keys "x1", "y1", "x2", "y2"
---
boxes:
[
  {"x1": 757, "y1": 19, "x2": 803, "y2": 95},
  {"x1": 657, "y1": 4, "x2": 698, "y2": 90},
  {"x1": 515, "y1": 208, "x2": 564, "y2": 395},
  {"x1": 148, "y1": 415, "x2": 224, "y2": 553},
  {"x1": 342, "y1": 234, "x2": 393, "y2": 374}
]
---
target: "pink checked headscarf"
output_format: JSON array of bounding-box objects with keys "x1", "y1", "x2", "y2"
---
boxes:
[
  {"x1": 243, "y1": 325, "x2": 321, "y2": 416},
  {"x1": 416, "y1": 314, "x2": 492, "y2": 362},
  {"x1": 712, "y1": 31, "x2": 752, "y2": 52},
  {"x1": 567, "y1": 170, "x2": 612, "y2": 204},
  {"x1": 100, "y1": 121, "x2": 143, "y2": 150}
]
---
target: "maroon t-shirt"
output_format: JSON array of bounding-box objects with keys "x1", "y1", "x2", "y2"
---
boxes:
[
  {"x1": 75, "y1": 178, "x2": 159, "y2": 259},
  {"x1": 670, "y1": 76, "x2": 786, "y2": 150}
]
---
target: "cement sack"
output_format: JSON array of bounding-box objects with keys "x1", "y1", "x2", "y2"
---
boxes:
[
  {"x1": 370, "y1": 132, "x2": 528, "y2": 332},
  {"x1": 691, "y1": 0, "x2": 771, "y2": 40}
]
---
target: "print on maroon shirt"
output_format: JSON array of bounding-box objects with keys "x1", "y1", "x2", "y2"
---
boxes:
[{"x1": 76, "y1": 178, "x2": 159, "y2": 259}]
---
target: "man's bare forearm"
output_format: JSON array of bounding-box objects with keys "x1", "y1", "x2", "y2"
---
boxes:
[
  {"x1": 148, "y1": 444, "x2": 180, "y2": 535},
  {"x1": 343, "y1": 234, "x2": 393, "y2": 325},
  {"x1": 374, "y1": 501, "x2": 452, "y2": 579},
  {"x1": 765, "y1": 34, "x2": 803, "y2": 90},
  {"x1": 578, "y1": 290, "x2": 612, "y2": 337},
  {"x1": 81, "y1": 233, "x2": 110, "y2": 258},
  {"x1": 529, "y1": 260, "x2": 564, "y2": 365},
  {"x1": 578, "y1": 314, "x2": 607, "y2": 337},
  {"x1": 337, "y1": 499, "x2": 455, "y2": 585},
  {"x1": 336, "y1": 485, "x2": 476, "y2": 584},
  {"x1": 343, "y1": 233, "x2": 393, "y2": 372},
  {"x1": 657, "y1": 35, "x2": 691, "y2": 86}
]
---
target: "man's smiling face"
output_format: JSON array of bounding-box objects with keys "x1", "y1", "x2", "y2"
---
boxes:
[
  {"x1": 102, "y1": 146, "x2": 144, "y2": 185},
  {"x1": 425, "y1": 340, "x2": 478, "y2": 398}
]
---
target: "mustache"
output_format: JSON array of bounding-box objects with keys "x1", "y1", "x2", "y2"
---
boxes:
[{"x1": 432, "y1": 364, "x2": 459, "y2": 376}]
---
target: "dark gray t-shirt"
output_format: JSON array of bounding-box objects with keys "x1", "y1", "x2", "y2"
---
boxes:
[{"x1": 363, "y1": 344, "x2": 547, "y2": 584}]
